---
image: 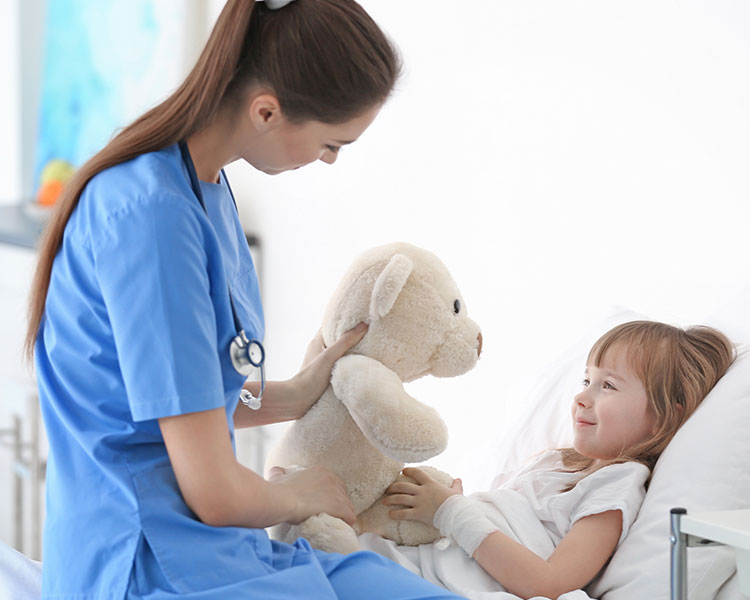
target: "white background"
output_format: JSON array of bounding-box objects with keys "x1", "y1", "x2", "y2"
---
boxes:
[
  {"x1": 214, "y1": 0, "x2": 750, "y2": 490},
  {"x1": 2, "y1": 1, "x2": 749, "y2": 527}
]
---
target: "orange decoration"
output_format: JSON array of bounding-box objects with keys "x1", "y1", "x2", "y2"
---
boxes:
[{"x1": 37, "y1": 180, "x2": 65, "y2": 207}]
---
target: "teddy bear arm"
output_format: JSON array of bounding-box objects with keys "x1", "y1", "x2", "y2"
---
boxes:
[{"x1": 331, "y1": 355, "x2": 448, "y2": 463}]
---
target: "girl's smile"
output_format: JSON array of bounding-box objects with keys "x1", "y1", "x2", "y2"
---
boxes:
[{"x1": 571, "y1": 346, "x2": 656, "y2": 462}]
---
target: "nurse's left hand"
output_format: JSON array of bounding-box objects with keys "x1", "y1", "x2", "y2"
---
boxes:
[
  {"x1": 300, "y1": 329, "x2": 326, "y2": 370},
  {"x1": 291, "y1": 322, "x2": 368, "y2": 418}
]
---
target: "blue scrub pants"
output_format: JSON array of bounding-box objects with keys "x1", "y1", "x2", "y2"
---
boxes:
[
  {"x1": 127, "y1": 536, "x2": 465, "y2": 599},
  {"x1": 313, "y1": 548, "x2": 464, "y2": 599}
]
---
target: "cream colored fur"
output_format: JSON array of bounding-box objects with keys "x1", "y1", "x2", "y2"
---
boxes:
[{"x1": 265, "y1": 242, "x2": 481, "y2": 553}]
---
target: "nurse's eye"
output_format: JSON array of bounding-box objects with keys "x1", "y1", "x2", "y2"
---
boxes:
[{"x1": 325, "y1": 144, "x2": 341, "y2": 154}]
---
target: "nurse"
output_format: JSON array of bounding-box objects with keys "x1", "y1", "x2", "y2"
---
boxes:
[{"x1": 24, "y1": 1, "x2": 464, "y2": 598}]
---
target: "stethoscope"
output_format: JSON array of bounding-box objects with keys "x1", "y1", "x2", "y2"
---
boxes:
[{"x1": 178, "y1": 140, "x2": 265, "y2": 410}]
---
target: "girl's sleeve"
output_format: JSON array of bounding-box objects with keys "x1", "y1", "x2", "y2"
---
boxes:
[
  {"x1": 565, "y1": 462, "x2": 650, "y2": 545},
  {"x1": 92, "y1": 194, "x2": 226, "y2": 422}
]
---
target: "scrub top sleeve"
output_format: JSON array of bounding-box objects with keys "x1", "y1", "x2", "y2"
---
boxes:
[{"x1": 93, "y1": 195, "x2": 226, "y2": 421}]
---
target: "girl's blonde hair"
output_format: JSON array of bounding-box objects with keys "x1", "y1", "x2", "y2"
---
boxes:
[{"x1": 561, "y1": 320, "x2": 735, "y2": 483}]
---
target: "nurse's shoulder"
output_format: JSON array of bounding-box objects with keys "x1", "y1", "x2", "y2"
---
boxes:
[{"x1": 70, "y1": 145, "x2": 205, "y2": 250}]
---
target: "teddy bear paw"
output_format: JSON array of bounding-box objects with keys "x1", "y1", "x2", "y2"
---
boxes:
[{"x1": 297, "y1": 513, "x2": 360, "y2": 554}]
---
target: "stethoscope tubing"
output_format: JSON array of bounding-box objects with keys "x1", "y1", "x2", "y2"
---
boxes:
[{"x1": 177, "y1": 140, "x2": 266, "y2": 392}]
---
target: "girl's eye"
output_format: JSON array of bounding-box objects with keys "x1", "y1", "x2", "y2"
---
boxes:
[
  {"x1": 581, "y1": 378, "x2": 590, "y2": 387},
  {"x1": 325, "y1": 145, "x2": 340, "y2": 153},
  {"x1": 603, "y1": 381, "x2": 616, "y2": 390}
]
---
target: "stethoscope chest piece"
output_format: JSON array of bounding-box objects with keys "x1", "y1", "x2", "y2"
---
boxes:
[
  {"x1": 231, "y1": 330, "x2": 266, "y2": 410},
  {"x1": 230, "y1": 331, "x2": 265, "y2": 376}
]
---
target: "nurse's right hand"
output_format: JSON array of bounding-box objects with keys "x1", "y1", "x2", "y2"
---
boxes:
[
  {"x1": 290, "y1": 322, "x2": 368, "y2": 419},
  {"x1": 268, "y1": 465, "x2": 356, "y2": 526}
]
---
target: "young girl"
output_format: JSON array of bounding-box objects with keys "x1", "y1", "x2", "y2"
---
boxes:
[
  {"x1": 368, "y1": 321, "x2": 735, "y2": 600},
  {"x1": 25, "y1": 1, "x2": 465, "y2": 598}
]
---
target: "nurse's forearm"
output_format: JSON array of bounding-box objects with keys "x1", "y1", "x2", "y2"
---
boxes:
[
  {"x1": 217, "y1": 462, "x2": 355, "y2": 530},
  {"x1": 233, "y1": 379, "x2": 312, "y2": 428},
  {"x1": 161, "y1": 408, "x2": 303, "y2": 528}
]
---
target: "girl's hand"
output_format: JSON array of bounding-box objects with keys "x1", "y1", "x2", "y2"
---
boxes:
[
  {"x1": 383, "y1": 467, "x2": 464, "y2": 527},
  {"x1": 267, "y1": 465, "x2": 356, "y2": 526},
  {"x1": 290, "y1": 322, "x2": 368, "y2": 418}
]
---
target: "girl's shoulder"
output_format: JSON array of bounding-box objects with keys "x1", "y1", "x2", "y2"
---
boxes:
[
  {"x1": 558, "y1": 460, "x2": 650, "y2": 523},
  {"x1": 563, "y1": 461, "x2": 650, "y2": 546},
  {"x1": 589, "y1": 459, "x2": 651, "y2": 480}
]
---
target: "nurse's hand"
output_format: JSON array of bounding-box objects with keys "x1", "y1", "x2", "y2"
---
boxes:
[
  {"x1": 233, "y1": 323, "x2": 369, "y2": 429},
  {"x1": 268, "y1": 465, "x2": 356, "y2": 525},
  {"x1": 291, "y1": 322, "x2": 368, "y2": 418}
]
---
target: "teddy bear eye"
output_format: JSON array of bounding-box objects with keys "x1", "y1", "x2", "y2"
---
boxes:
[{"x1": 453, "y1": 299, "x2": 461, "y2": 314}]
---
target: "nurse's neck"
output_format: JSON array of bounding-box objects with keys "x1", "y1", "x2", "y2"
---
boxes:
[{"x1": 186, "y1": 108, "x2": 242, "y2": 184}]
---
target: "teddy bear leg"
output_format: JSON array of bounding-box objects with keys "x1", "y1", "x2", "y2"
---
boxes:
[
  {"x1": 357, "y1": 466, "x2": 456, "y2": 546},
  {"x1": 357, "y1": 498, "x2": 443, "y2": 546},
  {"x1": 295, "y1": 513, "x2": 361, "y2": 554},
  {"x1": 355, "y1": 496, "x2": 402, "y2": 541}
]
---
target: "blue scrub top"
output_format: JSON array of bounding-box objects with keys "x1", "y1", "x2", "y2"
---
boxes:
[{"x1": 35, "y1": 144, "x2": 463, "y2": 600}]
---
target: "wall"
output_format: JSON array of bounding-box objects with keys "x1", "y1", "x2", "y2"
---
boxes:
[
  {"x1": 211, "y1": 0, "x2": 750, "y2": 491},
  {"x1": 0, "y1": 0, "x2": 22, "y2": 203},
  {"x1": 2, "y1": 3, "x2": 749, "y2": 552}
]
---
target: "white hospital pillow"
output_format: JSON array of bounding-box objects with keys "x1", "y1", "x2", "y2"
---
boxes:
[
  {"x1": 491, "y1": 306, "x2": 645, "y2": 480},
  {"x1": 590, "y1": 345, "x2": 750, "y2": 600}
]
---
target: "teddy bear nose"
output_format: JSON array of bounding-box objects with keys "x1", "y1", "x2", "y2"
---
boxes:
[{"x1": 477, "y1": 332, "x2": 483, "y2": 357}]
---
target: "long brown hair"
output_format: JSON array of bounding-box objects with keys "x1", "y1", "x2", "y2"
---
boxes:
[
  {"x1": 25, "y1": 0, "x2": 400, "y2": 361},
  {"x1": 561, "y1": 321, "x2": 735, "y2": 485}
]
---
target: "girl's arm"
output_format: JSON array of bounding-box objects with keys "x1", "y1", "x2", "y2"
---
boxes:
[
  {"x1": 160, "y1": 406, "x2": 356, "y2": 528},
  {"x1": 385, "y1": 467, "x2": 622, "y2": 600},
  {"x1": 471, "y1": 510, "x2": 621, "y2": 599},
  {"x1": 233, "y1": 323, "x2": 367, "y2": 429}
]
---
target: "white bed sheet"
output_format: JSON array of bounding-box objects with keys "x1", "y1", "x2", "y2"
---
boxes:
[
  {"x1": 0, "y1": 541, "x2": 41, "y2": 600},
  {"x1": 360, "y1": 533, "x2": 595, "y2": 600}
]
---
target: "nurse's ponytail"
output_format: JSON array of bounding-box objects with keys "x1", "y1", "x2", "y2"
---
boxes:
[{"x1": 25, "y1": 0, "x2": 400, "y2": 361}]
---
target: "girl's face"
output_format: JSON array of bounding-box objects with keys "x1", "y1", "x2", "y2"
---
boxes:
[
  {"x1": 571, "y1": 346, "x2": 656, "y2": 462},
  {"x1": 245, "y1": 103, "x2": 382, "y2": 175}
]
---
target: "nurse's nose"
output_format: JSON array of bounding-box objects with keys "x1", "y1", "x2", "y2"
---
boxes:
[{"x1": 319, "y1": 149, "x2": 338, "y2": 165}]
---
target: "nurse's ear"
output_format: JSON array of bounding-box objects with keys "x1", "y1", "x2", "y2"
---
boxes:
[{"x1": 247, "y1": 91, "x2": 284, "y2": 131}]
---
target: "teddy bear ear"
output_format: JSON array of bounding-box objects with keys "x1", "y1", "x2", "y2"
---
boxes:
[{"x1": 369, "y1": 254, "x2": 414, "y2": 320}]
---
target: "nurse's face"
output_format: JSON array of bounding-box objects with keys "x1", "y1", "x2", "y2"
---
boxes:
[{"x1": 244, "y1": 100, "x2": 382, "y2": 175}]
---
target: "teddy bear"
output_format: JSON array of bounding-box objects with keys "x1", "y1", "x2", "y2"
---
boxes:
[{"x1": 265, "y1": 242, "x2": 482, "y2": 553}]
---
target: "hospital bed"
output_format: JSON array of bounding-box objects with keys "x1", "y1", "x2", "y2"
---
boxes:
[{"x1": 2, "y1": 307, "x2": 748, "y2": 600}]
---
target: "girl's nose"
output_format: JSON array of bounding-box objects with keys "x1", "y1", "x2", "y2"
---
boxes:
[{"x1": 574, "y1": 390, "x2": 590, "y2": 407}]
